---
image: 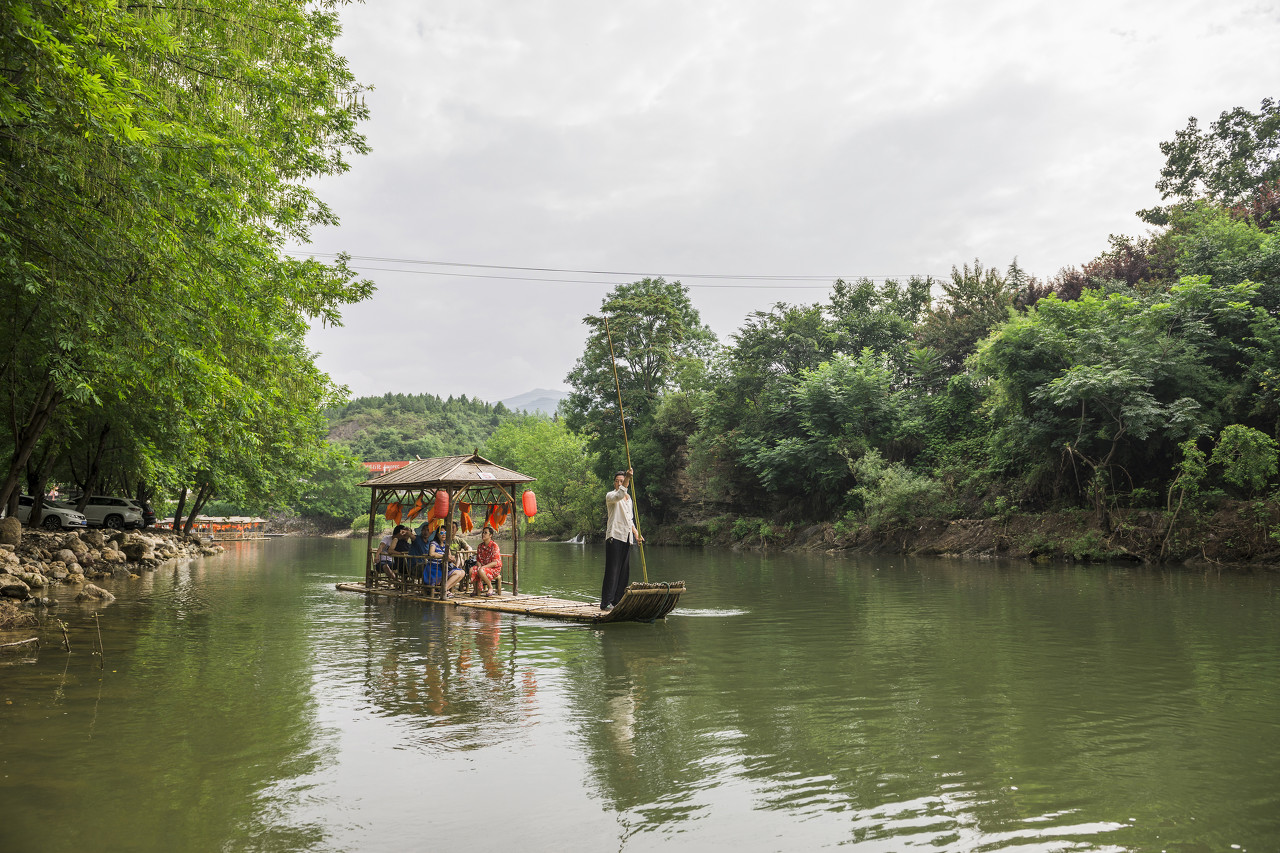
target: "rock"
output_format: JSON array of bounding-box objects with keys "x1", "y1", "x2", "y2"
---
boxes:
[
  {"x1": 107, "y1": 530, "x2": 126, "y2": 546},
  {"x1": 61, "y1": 535, "x2": 88, "y2": 556},
  {"x1": 51, "y1": 570, "x2": 68, "y2": 581},
  {"x1": 1, "y1": 576, "x2": 31, "y2": 599},
  {"x1": 121, "y1": 542, "x2": 153, "y2": 562},
  {"x1": 54, "y1": 548, "x2": 80, "y2": 565},
  {"x1": 81, "y1": 529, "x2": 105, "y2": 548},
  {"x1": 26, "y1": 596, "x2": 54, "y2": 607},
  {"x1": 0, "y1": 517, "x2": 20, "y2": 546},
  {"x1": 14, "y1": 571, "x2": 45, "y2": 587},
  {"x1": 76, "y1": 583, "x2": 115, "y2": 602},
  {"x1": 111, "y1": 567, "x2": 132, "y2": 580},
  {"x1": 68, "y1": 564, "x2": 84, "y2": 576}
]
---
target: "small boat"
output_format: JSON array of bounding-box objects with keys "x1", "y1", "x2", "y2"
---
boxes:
[{"x1": 338, "y1": 453, "x2": 685, "y2": 624}]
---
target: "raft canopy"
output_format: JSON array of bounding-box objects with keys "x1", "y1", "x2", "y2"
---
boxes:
[{"x1": 358, "y1": 453, "x2": 534, "y2": 490}]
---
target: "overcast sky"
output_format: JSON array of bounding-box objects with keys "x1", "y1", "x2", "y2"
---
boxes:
[{"x1": 301, "y1": 0, "x2": 1280, "y2": 404}]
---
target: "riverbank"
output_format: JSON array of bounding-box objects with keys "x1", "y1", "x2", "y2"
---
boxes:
[
  {"x1": 648, "y1": 500, "x2": 1280, "y2": 568},
  {"x1": 0, "y1": 521, "x2": 224, "y2": 627}
]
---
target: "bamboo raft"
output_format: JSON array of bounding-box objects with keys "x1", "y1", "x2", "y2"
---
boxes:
[{"x1": 335, "y1": 580, "x2": 685, "y2": 624}]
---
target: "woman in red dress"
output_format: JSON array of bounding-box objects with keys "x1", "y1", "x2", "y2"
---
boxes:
[{"x1": 472, "y1": 525, "x2": 502, "y2": 597}]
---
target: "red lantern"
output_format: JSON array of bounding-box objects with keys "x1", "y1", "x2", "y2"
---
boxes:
[
  {"x1": 522, "y1": 490, "x2": 537, "y2": 518},
  {"x1": 431, "y1": 490, "x2": 449, "y2": 520}
]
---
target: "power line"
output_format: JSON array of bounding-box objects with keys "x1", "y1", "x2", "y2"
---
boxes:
[
  {"x1": 287, "y1": 249, "x2": 942, "y2": 288},
  {"x1": 341, "y1": 264, "x2": 841, "y2": 289}
]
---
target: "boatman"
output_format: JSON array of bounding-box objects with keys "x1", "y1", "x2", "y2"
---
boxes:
[{"x1": 602, "y1": 468, "x2": 644, "y2": 611}]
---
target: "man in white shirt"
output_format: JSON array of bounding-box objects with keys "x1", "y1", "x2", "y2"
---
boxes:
[{"x1": 602, "y1": 468, "x2": 644, "y2": 610}]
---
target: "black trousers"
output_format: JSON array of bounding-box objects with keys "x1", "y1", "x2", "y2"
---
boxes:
[{"x1": 601, "y1": 537, "x2": 632, "y2": 607}]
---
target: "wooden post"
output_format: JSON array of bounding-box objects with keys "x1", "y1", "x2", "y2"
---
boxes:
[
  {"x1": 512, "y1": 491, "x2": 520, "y2": 596},
  {"x1": 365, "y1": 488, "x2": 379, "y2": 587}
]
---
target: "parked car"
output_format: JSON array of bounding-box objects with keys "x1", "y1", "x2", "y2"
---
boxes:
[
  {"x1": 56, "y1": 495, "x2": 145, "y2": 530},
  {"x1": 14, "y1": 495, "x2": 89, "y2": 530}
]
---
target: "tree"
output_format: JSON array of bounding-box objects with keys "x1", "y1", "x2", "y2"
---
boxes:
[
  {"x1": 483, "y1": 417, "x2": 603, "y2": 538},
  {"x1": 0, "y1": 0, "x2": 372, "y2": 512},
  {"x1": 1142, "y1": 98, "x2": 1280, "y2": 227},
  {"x1": 973, "y1": 277, "x2": 1276, "y2": 513},
  {"x1": 563, "y1": 278, "x2": 715, "y2": 513},
  {"x1": 1150, "y1": 98, "x2": 1280, "y2": 211},
  {"x1": 916, "y1": 260, "x2": 1016, "y2": 375}
]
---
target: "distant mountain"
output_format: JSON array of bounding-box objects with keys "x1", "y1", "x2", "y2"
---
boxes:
[{"x1": 500, "y1": 388, "x2": 568, "y2": 415}]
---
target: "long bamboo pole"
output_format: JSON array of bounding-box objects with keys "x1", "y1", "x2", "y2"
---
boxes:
[{"x1": 603, "y1": 316, "x2": 648, "y2": 582}]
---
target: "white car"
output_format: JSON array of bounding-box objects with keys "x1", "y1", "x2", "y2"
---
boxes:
[
  {"x1": 57, "y1": 495, "x2": 145, "y2": 530},
  {"x1": 15, "y1": 495, "x2": 89, "y2": 530}
]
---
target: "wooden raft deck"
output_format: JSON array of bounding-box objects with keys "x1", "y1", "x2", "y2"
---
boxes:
[{"x1": 335, "y1": 581, "x2": 685, "y2": 624}]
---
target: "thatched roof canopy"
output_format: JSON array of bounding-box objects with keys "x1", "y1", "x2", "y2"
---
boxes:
[{"x1": 358, "y1": 453, "x2": 534, "y2": 490}]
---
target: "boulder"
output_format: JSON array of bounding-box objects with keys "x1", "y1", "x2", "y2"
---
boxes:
[
  {"x1": 61, "y1": 535, "x2": 88, "y2": 556},
  {"x1": 51, "y1": 570, "x2": 68, "y2": 581},
  {"x1": 54, "y1": 549, "x2": 80, "y2": 565},
  {"x1": 76, "y1": 583, "x2": 115, "y2": 602},
  {"x1": 0, "y1": 517, "x2": 20, "y2": 546},
  {"x1": 111, "y1": 567, "x2": 132, "y2": 580},
  {"x1": 14, "y1": 571, "x2": 45, "y2": 587},
  {"x1": 81, "y1": 529, "x2": 105, "y2": 548},
  {"x1": 121, "y1": 542, "x2": 153, "y2": 562},
  {"x1": 1, "y1": 573, "x2": 31, "y2": 599}
]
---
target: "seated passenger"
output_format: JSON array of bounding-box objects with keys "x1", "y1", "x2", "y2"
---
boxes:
[
  {"x1": 449, "y1": 520, "x2": 475, "y2": 567},
  {"x1": 375, "y1": 524, "x2": 410, "y2": 583},
  {"x1": 471, "y1": 525, "x2": 502, "y2": 597},
  {"x1": 412, "y1": 525, "x2": 465, "y2": 596}
]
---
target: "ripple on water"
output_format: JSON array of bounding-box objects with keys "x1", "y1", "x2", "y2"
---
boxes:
[{"x1": 672, "y1": 607, "x2": 749, "y2": 617}]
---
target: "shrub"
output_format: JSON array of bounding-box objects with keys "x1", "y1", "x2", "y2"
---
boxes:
[{"x1": 849, "y1": 450, "x2": 946, "y2": 531}]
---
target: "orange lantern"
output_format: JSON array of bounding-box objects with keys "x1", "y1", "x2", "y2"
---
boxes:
[
  {"x1": 430, "y1": 489, "x2": 449, "y2": 521},
  {"x1": 522, "y1": 490, "x2": 537, "y2": 519}
]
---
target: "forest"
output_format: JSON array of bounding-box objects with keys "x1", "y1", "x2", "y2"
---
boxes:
[
  {"x1": 2, "y1": 0, "x2": 1274, "y2": 562},
  {"x1": 527, "y1": 98, "x2": 1280, "y2": 558}
]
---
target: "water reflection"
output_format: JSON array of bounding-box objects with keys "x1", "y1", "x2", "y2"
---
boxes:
[{"x1": 2, "y1": 539, "x2": 1279, "y2": 853}]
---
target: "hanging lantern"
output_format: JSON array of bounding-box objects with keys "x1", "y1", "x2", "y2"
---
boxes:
[
  {"x1": 522, "y1": 490, "x2": 537, "y2": 518},
  {"x1": 431, "y1": 489, "x2": 449, "y2": 520}
]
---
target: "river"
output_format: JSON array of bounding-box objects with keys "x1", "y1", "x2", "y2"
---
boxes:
[{"x1": 1, "y1": 538, "x2": 1277, "y2": 852}]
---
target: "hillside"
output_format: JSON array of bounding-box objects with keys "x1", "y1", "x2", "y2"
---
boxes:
[{"x1": 326, "y1": 392, "x2": 523, "y2": 460}]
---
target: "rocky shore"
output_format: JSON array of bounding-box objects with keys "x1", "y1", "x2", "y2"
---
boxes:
[{"x1": 0, "y1": 516, "x2": 224, "y2": 627}]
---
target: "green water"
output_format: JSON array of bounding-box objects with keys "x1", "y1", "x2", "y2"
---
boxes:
[{"x1": 1, "y1": 539, "x2": 1277, "y2": 852}]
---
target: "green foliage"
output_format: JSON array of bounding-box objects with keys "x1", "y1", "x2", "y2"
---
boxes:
[
  {"x1": 291, "y1": 447, "x2": 368, "y2": 520},
  {"x1": 0, "y1": 0, "x2": 372, "y2": 516},
  {"x1": 1150, "y1": 98, "x2": 1280, "y2": 212},
  {"x1": 1210, "y1": 424, "x2": 1278, "y2": 495},
  {"x1": 916, "y1": 260, "x2": 1016, "y2": 374},
  {"x1": 328, "y1": 393, "x2": 517, "y2": 460},
  {"x1": 563, "y1": 278, "x2": 715, "y2": 515},
  {"x1": 482, "y1": 416, "x2": 604, "y2": 538},
  {"x1": 848, "y1": 450, "x2": 946, "y2": 531}
]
